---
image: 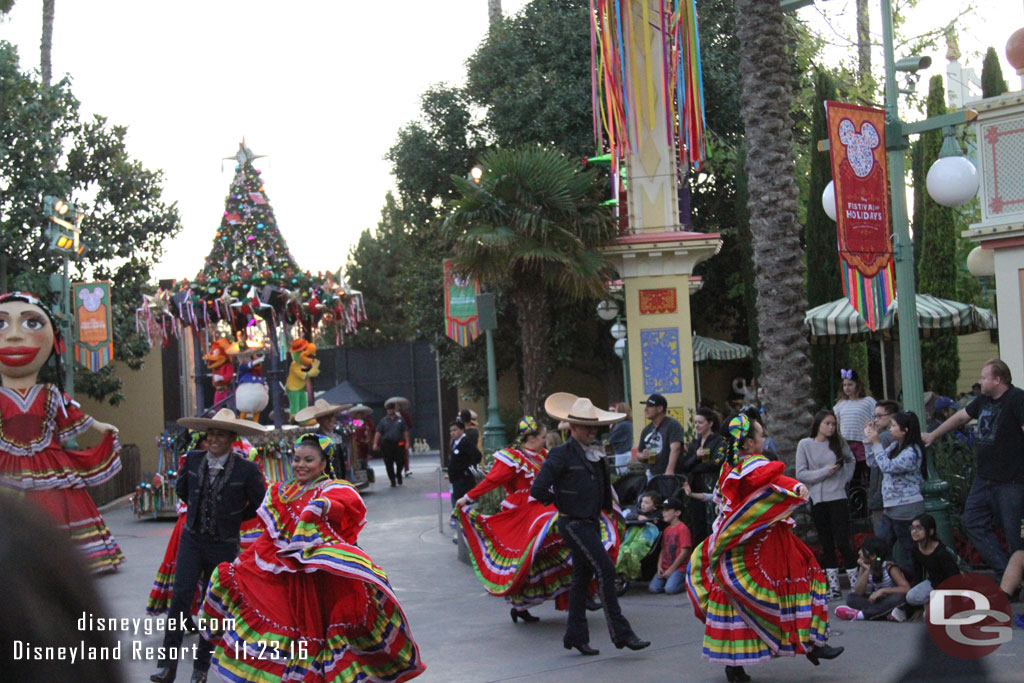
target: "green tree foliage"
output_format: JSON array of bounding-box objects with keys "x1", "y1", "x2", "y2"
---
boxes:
[
  {"x1": 465, "y1": 0, "x2": 593, "y2": 156},
  {"x1": 0, "y1": 42, "x2": 182, "y2": 403},
  {"x1": 444, "y1": 145, "x2": 617, "y2": 416},
  {"x1": 981, "y1": 47, "x2": 1008, "y2": 98},
  {"x1": 917, "y1": 75, "x2": 958, "y2": 396}
]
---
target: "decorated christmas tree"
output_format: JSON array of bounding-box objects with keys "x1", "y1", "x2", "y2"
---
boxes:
[
  {"x1": 172, "y1": 140, "x2": 364, "y2": 341},
  {"x1": 197, "y1": 141, "x2": 311, "y2": 297}
]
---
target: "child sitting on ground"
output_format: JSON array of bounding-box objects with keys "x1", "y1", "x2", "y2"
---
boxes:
[
  {"x1": 616, "y1": 492, "x2": 661, "y2": 581},
  {"x1": 649, "y1": 496, "x2": 692, "y2": 595},
  {"x1": 836, "y1": 535, "x2": 910, "y2": 621}
]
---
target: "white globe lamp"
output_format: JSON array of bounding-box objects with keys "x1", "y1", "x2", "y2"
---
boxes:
[
  {"x1": 822, "y1": 181, "x2": 837, "y2": 221},
  {"x1": 926, "y1": 156, "x2": 980, "y2": 207},
  {"x1": 613, "y1": 337, "x2": 627, "y2": 359}
]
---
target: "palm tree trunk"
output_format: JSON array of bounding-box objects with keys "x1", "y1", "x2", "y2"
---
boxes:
[
  {"x1": 856, "y1": 0, "x2": 874, "y2": 91},
  {"x1": 734, "y1": 0, "x2": 813, "y2": 466},
  {"x1": 512, "y1": 276, "x2": 550, "y2": 419},
  {"x1": 41, "y1": 0, "x2": 55, "y2": 87},
  {"x1": 487, "y1": 0, "x2": 502, "y2": 30}
]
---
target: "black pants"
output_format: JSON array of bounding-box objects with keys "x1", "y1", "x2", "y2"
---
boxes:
[
  {"x1": 811, "y1": 498, "x2": 857, "y2": 569},
  {"x1": 688, "y1": 498, "x2": 709, "y2": 546},
  {"x1": 560, "y1": 518, "x2": 635, "y2": 646},
  {"x1": 381, "y1": 440, "x2": 404, "y2": 485},
  {"x1": 451, "y1": 474, "x2": 475, "y2": 508},
  {"x1": 847, "y1": 590, "x2": 906, "y2": 619},
  {"x1": 332, "y1": 450, "x2": 349, "y2": 481},
  {"x1": 160, "y1": 529, "x2": 239, "y2": 670}
]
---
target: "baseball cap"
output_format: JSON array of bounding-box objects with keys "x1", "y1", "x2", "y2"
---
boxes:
[
  {"x1": 644, "y1": 394, "x2": 668, "y2": 409},
  {"x1": 663, "y1": 496, "x2": 685, "y2": 511},
  {"x1": 935, "y1": 396, "x2": 957, "y2": 411}
]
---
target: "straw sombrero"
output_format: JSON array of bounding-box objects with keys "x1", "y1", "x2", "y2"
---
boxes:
[
  {"x1": 347, "y1": 404, "x2": 373, "y2": 417},
  {"x1": 544, "y1": 392, "x2": 626, "y2": 426},
  {"x1": 177, "y1": 408, "x2": 266, "y2": 436},
  {"x1": 385, "y1": 396, "x2": 411, "y2": 410},
  {"x1": 294, "y1": 398, "x2": 352, "y2": 424}
]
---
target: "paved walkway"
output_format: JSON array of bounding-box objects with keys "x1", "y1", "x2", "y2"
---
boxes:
[{"x1": 95, "y1": 452, "x2": 1022, "y2": 682}]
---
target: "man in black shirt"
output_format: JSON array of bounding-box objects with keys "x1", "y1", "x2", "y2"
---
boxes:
[
  {"x1": 532, "y1": 393, "x2": 649, "y2": 656},
  {"x1": 373, "y1": 400, "x2": 410, "y2": 487},
  {"x1": 151, "y1": 410, "x2": 266, "y2": 683},
  {"x1": 637, "y1": 393, "x2": 685, "y2": 476},
  {"x1": 924, "y1": 358, "x2": 1024, "y2": 573}
]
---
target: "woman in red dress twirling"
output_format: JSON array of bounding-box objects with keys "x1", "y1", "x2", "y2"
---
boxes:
[
  {"x1": 0, "y1": 292, "x2": 123, "y2": 573},
  {"x1": 200, "y1": 433, "x2": 424, "y2": 682},
  {"x1": 455, "y1": 416, "x2": 620, "y2": 623}
]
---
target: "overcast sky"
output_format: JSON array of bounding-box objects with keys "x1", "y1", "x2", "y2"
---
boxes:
[{"x1": 0, "y1": 1, "x2": 1017, "y2": 284}]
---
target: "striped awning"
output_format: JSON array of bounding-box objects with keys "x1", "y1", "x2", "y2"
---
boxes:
[
  {"x1": 692, "y1": 334, "x2": 752, "y2": 362},
  {"x1": 804, "y1": 294, "x2": 998, "y2": 345}
]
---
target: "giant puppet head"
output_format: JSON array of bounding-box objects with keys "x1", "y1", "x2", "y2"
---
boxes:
[{"x1": 0, "y1": 292, "x2": 63, "y2": 390}]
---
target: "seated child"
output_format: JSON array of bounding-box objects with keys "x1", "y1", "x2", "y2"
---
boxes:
[
  {"x1": 904, "y1": 513, "x2": 961, "y2": 611},
  {"x1": 616, "y1": 492, "x2": 661, "y2": 580},
  {"x1": 835, "y1": 535, "x2": 910, "y2": 621},
  {"x1": 648, "y1": 496, "x2": 692, "y2": 595}
]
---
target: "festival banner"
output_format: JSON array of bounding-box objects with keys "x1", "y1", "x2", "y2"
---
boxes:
[
  {"x1": 73, "y1": 281, "x2": 114, "y2": 371},
  {"x1": 826, "y1": 101, "x2": 896, "y2": 331},
  {"x1": 443, "y1": 260, "x2": 481, "y2": 347}
]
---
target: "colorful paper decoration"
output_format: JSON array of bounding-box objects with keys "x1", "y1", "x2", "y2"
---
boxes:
[
  {"x1": 825, "y1": 101, "x2": 896, "y2": 331},
  {"x1": 591, "y1": 0, "x2": 707, "y2": 174},
  {"x1": 640, "y1": 327, "x2": 682, "y2": 394}
]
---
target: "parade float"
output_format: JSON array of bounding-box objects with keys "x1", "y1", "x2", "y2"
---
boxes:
[{"x1": 130, "y1": 142, "x2": 369, "y2": 518}]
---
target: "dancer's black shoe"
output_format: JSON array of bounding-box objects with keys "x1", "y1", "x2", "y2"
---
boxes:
[
  {"x1": 613, "y1": 634, "x2": 650, "y2": 650},
  {"x1": 563, "y1": 641, "x2": 599, "y2": 656},
  {"x1": 806, "y1": 644, "x2": 844, "y2": 666},
  {"x1": 510, "y1": 607, "x2": 540, "y2": 623},
  {"x1": 725, "y1": 665, "x2": 751, "y2": 682}
]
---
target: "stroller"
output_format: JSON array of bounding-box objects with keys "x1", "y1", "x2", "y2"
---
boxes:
[{"x1": 613, "y1": 473, "x2": 688, "y2": 595}]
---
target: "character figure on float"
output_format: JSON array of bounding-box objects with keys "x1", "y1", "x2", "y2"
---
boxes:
[
  {"x1": 0, "y1": 291, "x2": 124, "y2": 572},
  {"x1": 233, "y1": 351, "x2": 268, "y2": 422},
  {"x1": 286, "y1": 338, "x2": 319, "y2": 418},
  {"x1": 203, "y1": 338, "x2": 235, "y2": 408}
]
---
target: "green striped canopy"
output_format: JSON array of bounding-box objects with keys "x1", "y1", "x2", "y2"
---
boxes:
[
  {"x1": 804, "y1": 294, "x2": 998, "y2": 345},
  {"x1": 692, "y1": 334, "x2": 752, "y2": 362}
]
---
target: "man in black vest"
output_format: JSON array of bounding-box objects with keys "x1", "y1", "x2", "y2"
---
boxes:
[
  {"x1": 151, "y1": 409, "x2": 266, "y2": 683},
  {"x1": 531, "y1": 393, "x2": 650, "y2": 656}
]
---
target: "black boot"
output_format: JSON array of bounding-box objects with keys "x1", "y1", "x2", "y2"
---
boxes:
[
  {"x1": 806, "y1": 643, "x2": 844, "y2": 665},
  {"x1": 510, "y1": 607, "x2": 540, "y2": 623},
  {"x1": 563, "y1": 640, "x2": 600, "y2": 656},
  {"x1": 150, "y1": 665, "x2": 177, "y2": 683},
  {"x1": 725, "y1": 665, "x2": 751, "y2": 682},
  {"x1": 189, "y1": 669, "x2": 208, "y2": 683}
]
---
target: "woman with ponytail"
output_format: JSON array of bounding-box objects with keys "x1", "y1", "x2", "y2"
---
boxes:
[
  {"x1": 456, "y1": 417, "x2": 619, "y2": 624},
  {"x1": 687, "y1": 413, "x2": 844, "y2": 682}
]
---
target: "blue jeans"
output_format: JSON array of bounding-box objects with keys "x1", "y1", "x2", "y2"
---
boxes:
[
  {"x1": 649, "y1": 570, "x2": 686, "y2": 594},
  {"x1": 963, "y1": 477, "x2": 1024, "y2": 573}
]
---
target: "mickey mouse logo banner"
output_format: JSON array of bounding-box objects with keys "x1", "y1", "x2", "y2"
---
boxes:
[
  {"x1": 826, "y1": 101, "x2": 896, "y2": 331},
  {"x1": 443, "y1": 260, "x2": 481, "y2": 347},
  {"x1": 73, "y1": 281, "x2": 113, "y2": 371}
]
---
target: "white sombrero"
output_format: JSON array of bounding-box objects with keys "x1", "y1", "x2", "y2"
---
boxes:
[
  {"x1": 544, "y1": 392, "x2": 626, "y2": 426},
  {"x1": 177, "y1": 408, "x2": 267, "y2": 437},
  {"x1": 293, "y1": 398, "x2": 353, "y2": 424},
  {"x1": 347, "y1": 404, "x2": 373, "y2": 417},
  {"x1": 385, "y1": 396, "x2": 411, "y2": 410}
]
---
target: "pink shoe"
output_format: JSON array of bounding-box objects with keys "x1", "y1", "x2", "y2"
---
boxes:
[{"x1": 835, "y1": 606, "x2": 862, "y2": 621}]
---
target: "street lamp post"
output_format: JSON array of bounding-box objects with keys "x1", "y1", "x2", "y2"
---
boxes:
[
  {"x1": 43, "y1": 195, "x2": 85, "y2": 401},
  {"x1": 597, "y1": 299, "x2": 629, "y2": 404},
  {"x1": 476, "y1": 291, "x2": 505, "y2": 454}
]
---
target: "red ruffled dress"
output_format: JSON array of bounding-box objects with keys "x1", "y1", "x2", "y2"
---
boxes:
[
  {"x1": 0, "y1": 383, "x2": 124, "y2": 572},
  {"x1": 201, "y1": 476, "x2": 425, "y2": 683},
  {"x1": 686, "y1": 454, "x2": 830, "y2": 666},
  {"x1": 458, "y1": 447, "x2": 620, "y2": 610}
]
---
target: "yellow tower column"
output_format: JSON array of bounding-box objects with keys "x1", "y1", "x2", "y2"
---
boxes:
[{"x1": 601, "y1": 0, "x2": 721, "y2": 430}]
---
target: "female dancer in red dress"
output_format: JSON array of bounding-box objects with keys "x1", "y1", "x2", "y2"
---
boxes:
[
  {"x1": 455, "y1": 417, "x2": 620, "y2": 623},
  {"x1": 200, "y1": 433, "x2": 424, "y2": 682},
  {"x1": 0, "y1": 292, "x2": 123, "y2": 572},
  {"x1": 686, "y1": 413, "x2": 843, "y2": 682}
]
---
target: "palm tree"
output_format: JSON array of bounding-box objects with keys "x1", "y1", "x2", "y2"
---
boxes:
[
  {"x1": 734, "y1": 0, "x2": 813, "y2": 464},
  {"x1": 444, "y1": 145, "x2": 617, "y2": 417},
  {"x1": 487, "y1": 0, "x2": 501, "y2": 30},
  {"x1": 41, "y1": 0, "x2": 54, "y2": 86}
]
